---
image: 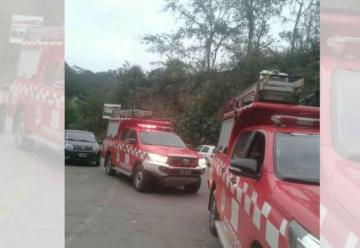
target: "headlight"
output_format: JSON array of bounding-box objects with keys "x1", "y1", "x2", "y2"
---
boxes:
[
  {"x1": 147, "y1": 153, "x2": 168, "y2": 163},
  {"x1": 198, "y1": 158, "x2": 207, "y2": 168},
  {"x1": 288, "y1": 220, "x2": 319, "y2": 248},
  {"x1": 65, "y1": 143, "x2": 73, "y2": 151}
]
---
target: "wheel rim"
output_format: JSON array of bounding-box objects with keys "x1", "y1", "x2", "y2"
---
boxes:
[{"x1": 135, "y1": 170, "x2": 143, "y2": 188}]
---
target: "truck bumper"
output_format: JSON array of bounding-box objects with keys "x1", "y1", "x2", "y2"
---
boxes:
[
  {"x1": 65, "y1": 151, "x2": 99, "y2": 165},
  {"x1": 142, "y1": 159, "x2": 206, "y2": 186}
]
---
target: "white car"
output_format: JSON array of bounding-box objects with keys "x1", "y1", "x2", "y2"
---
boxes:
[{"x1": 195, "y1": 145, "x2": 216, "y2": 164}]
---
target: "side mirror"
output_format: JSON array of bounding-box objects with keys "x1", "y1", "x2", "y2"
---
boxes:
[{"x1": 229, "y1": 158, "x2": 259, "y2": 179}]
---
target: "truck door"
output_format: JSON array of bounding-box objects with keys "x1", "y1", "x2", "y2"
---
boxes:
[
  {"x1": 115, "y1": 128, "x2": 129, "y2": 169},
  {"x1": 224, "y1": 130, "x2": 266, "y2": 247},
  {"x1": 124, "y1": 129, "x2": 138, "y2": 170}
]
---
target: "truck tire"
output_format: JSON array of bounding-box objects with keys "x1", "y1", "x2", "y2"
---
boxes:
[
  {"x1": 184, "y1": 178, "x2": 201, "y2": 194},
  {"x1": 209, "y1": 190, "x2": 219, "y2": 236},
  {"x1": 105, "y1": 155, "x2": 116, "y2": 176},
  {"x1": 14, "y1": 111, "x2": 33, "y2": 150},
  {"x1": 133, "y1": 164, "x2": 150, "y2": 192}
]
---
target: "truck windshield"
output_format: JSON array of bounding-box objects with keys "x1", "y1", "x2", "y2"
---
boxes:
[
  {"x1": 140, "y1": 131, "x2": 186, "y2": 148},
  {"x1": 65, "y1": 131, "x2": 96, "y2": 143},
  {"x1": 275, "y1": 133, "x2": 320, "y2": 184}
]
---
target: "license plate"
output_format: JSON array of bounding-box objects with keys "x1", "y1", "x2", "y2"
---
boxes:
[
  {"x1": 181, "y1": 169, "x2": 192, "y2": 175},
  {"x1": 79, "y1": 153, "x2": 87, "y2": 158}
]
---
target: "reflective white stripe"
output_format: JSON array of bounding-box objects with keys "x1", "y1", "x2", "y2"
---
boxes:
[
  {"x1": 251, "y1": 191, "x2": 257, "y2": 203},
  {"x1": 236, "y1": 187, "x2": 243, "y2": 203},
  {"x1": 243, "y1": 183, "x2": 248, "y2": 193},
  {"x1": 266, "y1": 220, "x2": 279, "y2": 248},
  {"x1": 231, "y1": 198, "x2": 239, "y2": 231},
  {"x1": 252, "y1": 206, "x2": 261, "y2": 230},
  {"x1": 244, "y1": 195, "x2": 251, "y2": 214},
  {"x1": 261, "y1": 202, "x2": 271, "y2": 218},
  {"x1": 279, "y1": 219, "x2": 288, "y2": 237},
  {"x1": 345, "y1": 232, "x2": 359, "y2": 248}
]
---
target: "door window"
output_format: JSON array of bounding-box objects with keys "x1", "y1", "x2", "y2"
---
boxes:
[
  {"x1": 231, "y1": 132, "x2": 253, "y2": 160},
  {"x1": 127, "y1": 129, "x2": 137, "y2": 144},
  {"x1": 231, "y1": 131, "x2": 266, "y2": 174},
  {"x1": 120, "y1": 129, "x2": 129, "y2": 141}
]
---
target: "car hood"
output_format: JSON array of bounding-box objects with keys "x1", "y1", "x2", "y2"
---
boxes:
[
  {"x1": 273, "y1": 181, "x2": 319, "y2": 237},
  {"x1": 66, "y1": 140, "x2": 97, "y2": 147},
  {"x1": 141, "y1": 145, "x2": 199, "y2": 158}
]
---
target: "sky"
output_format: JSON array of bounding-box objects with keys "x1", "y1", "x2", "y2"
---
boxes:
[
  {"x1": 66, "y1": 0, "x2": 293, "y2": 73},
  {"x1": 65, "y1": 0, "x2": 178, "y2": 72}
]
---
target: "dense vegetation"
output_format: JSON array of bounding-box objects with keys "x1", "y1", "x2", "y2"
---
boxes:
[{"x1": 65, "y1": 0, "x2": 319, "y2": 146}]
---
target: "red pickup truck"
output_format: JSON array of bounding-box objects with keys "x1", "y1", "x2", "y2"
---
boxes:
[
  {"x1": 208, "y1": 72, "x2": 320, "y2": 248},
  {"x1": 101, "y1": 115, "x2": 207, "y2": 193}
]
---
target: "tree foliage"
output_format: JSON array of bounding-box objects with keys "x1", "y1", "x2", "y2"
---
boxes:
[{"x1": 66, "y1": 0, "x2": 319, "y2": 146}]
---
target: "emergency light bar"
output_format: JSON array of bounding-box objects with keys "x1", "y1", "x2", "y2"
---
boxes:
[
  {"x1": 271, "y1": 115, "x2": 319, "y2": 127},
  {"x1": 138, "y1": 124, "x2": 157, "y2": 129},
  {"x1": 233, "y1": 70, "x2": 304, "y2": 108}
]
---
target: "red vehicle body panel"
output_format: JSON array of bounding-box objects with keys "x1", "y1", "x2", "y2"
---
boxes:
[
  {"x1": 209, "y1": 102, "x2": 319, "y2": 248},
  {"x1": 7, "y1": 43, "x2": 64, "y2": 148}
]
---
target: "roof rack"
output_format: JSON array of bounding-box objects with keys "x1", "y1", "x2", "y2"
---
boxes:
[
  {"x1": 232, "y1": 70, "x2": 304, "y2": 109},
  {"x1": 103, "y1": 104, "x2": 153, "y2": 120}
]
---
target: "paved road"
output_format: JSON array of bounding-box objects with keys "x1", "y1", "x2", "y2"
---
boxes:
[
  {"x1": 65, "y1": 164, "x2": 221, "y2": 248},
  {"x1": 0, "y1": 133, "x2": 64, "y2": 248}
]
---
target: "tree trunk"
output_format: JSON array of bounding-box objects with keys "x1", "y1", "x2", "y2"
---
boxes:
[{"x1": 290, "y1": 0, "x2": 304, "y2": 53}]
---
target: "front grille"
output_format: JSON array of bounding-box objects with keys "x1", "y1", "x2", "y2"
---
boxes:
[
  {"x1": 73, "y1": 145, "x2": 93, "y2": 151},
  {"x1": 168, "y1": 157, "x2": 198, "y2": 168}
]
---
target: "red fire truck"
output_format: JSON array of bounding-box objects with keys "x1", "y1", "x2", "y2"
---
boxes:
[
  {"x1": 7, "y1": 28, "x2": 64, "y2": 150},
  {"x1": 320, "y1": 3, "x2": 360, "y2": 247},
  {"x1": 208, "y1": 71, "x2": 320, "y2": 248},
  {"x1": 101, "y1": 109, "x2": 207, "y2": 193}
]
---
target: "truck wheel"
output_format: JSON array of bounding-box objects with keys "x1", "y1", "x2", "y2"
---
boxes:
[
  {"x1": 14, "y1": 111, "x2": 33, "y2": 150},
  {"x1": 105, "y1": 155, "x2": 116, "y2": 176},
  {"x1": 133, "y1": 165, "x2": 150, "y2": 192},
  {"x1": 209, "y1": 190, "x2": 219, "y2": 236},
  {"x1": 184, "y1": 178, "x2": 201, "y2": 194}
]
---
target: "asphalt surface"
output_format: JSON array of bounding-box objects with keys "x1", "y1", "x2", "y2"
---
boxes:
[
  {"x1": 0, "y1": 133, "x2": 64, "y2": 248},
  {"x1": 65, "y1": 164, "x2": 221, "y2": 248}
]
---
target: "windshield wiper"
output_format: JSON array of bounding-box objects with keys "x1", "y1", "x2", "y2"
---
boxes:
[{"x1": 282, "y1": 177, "x2": 320, "y2": 185}]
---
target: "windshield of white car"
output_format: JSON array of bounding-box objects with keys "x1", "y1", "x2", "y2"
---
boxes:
[
  {"x1": 140, "y1": 131, "x2": 186, "y2": 148},
  {"x1": 65, "y1": 131, "x2": 96, "y2": 143},
  {"x1": 275, "y1": 133, "x2": 320, "y2": 185}
]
